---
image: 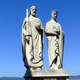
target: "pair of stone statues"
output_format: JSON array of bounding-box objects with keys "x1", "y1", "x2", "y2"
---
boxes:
[{"x1": 22, "y1": 5, "x2": 64, "y2": 73}]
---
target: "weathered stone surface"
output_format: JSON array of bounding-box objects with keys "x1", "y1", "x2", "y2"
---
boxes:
[
  {"x1": 22, "y1": 5, "x2": 44, "y2": 72},
  {"x1": 25, "y1": 69, "x2": 69, "y2": 77},
  {"x1": 24, "y1": 69, "x2": 69, "y2": 80},
  {"x1": 45, "y1": 10, "x2": 64, "y2": 70}
]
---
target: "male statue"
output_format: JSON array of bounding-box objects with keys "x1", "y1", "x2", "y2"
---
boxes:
[
  {"x1": 22, "y1": 5, "x2": 43, "y2": 73},
  {"x1": 45, "y1": 10, "x2": 64, "y2": 70}
]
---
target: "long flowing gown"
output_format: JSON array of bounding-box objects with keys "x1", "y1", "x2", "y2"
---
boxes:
[
  {"x1": 45, "y1": 19, "x2": 64, "y2": 69},
  {"x1": 22, "y1": 15, "x2": 43, "y2": 69}
]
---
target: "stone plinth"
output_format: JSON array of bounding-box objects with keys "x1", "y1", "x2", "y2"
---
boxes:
[{"x1": 24, "y1": 69, "x2": 69, "y2": 80}]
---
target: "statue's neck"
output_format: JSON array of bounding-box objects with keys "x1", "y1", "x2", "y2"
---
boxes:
[
  {"x1": 31, "y1": 15, "x2": 36, "y2": 18},
  {"x1": 51, "y1": 18, "x2": 57, "y2": 22}
]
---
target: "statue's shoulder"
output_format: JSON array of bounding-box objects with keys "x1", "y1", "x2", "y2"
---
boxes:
[
  {"x1": 56, "y1": 22, "x2": 61, "y2": 26},
  {"x1": 56, "y1": 22, "x2": 62, "y2": 29},
  {"x1": 29, "y1": 16, "x2": 41, "y2": 22},
  {"x1": 46, "y1": 20, "x2": 52, "y2": 26},
  {"x1": 36, "y1": 17, "x2": 41, "y2": 22}
]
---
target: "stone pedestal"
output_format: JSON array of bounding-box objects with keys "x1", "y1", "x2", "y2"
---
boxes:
[{"x1": 24, "y1": 69, "x2": 69, "y2": 80}]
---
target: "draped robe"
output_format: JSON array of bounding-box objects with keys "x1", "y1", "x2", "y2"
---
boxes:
[
  {"x1": 45, "y1": 19, "x2": 64, "y2": 69},
  {"x1": 22, "y1": 15, "x2": 43, "y2": 69}
]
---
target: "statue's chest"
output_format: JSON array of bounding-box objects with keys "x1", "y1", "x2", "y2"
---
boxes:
[
  {"x1": 30, "y1": 19, "x2": 40, "y2": 27},
  {"x1": 50, "y1": 22, "x2": 60, "y2": 30}
]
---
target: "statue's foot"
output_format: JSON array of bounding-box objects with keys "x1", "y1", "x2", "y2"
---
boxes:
[
  {"x1": 54, "y1": 64, "x2": 62, "y2": 70},
  {"x1": 50, "y1": 64, "x2": 58, "y2": 70},
  {"x1": 54, "y1": 66, "x2": 58, "y2": 70},
  {"x1": 30, "y1": 67, "x2": 42, "y2": 72}
]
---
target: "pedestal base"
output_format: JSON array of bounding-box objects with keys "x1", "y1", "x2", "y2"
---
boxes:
[{"x1": 24, "y1": 69, "x2": 69, "y2": 80}]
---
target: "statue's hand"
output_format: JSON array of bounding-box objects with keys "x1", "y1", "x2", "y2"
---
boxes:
[
  {"x1": 55, "y1": 28, "x2": 60, "y2": 35},
  {"x1": 35, "y1": 25, "x2": 41, "y2": 30},
  {"x1": 56, "y1": 31, "x2": 60, "y2": 35}
]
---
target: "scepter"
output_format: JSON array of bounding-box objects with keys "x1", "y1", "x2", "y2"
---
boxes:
[
  {"x1": 22, "y1": 8, "x2": 29, "y2": 57},
  {"x1": 25, "y1": 8, "x2": 28, "y2": 30},
  {"x1": 25, "y1": 8, "x2": 30, "y2": 44},
  {"x1": 26, "y1": 8, "x2": 28, "y2": 22}
]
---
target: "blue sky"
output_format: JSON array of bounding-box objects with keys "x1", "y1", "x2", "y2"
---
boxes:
[{"x1": 0, "y1": 0, "x2": 80, "y2": 77}]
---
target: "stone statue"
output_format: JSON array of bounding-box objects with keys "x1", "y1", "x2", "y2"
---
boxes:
[
  {"x1": 45, "y1": 10, "x2": 64, "y2": 70},
  {"x1": 22, "y1": 5, "x2": 43, "y2": 73},
  {"x1": 22, "y1": 7, "x2": 69, "y2": 79}
]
